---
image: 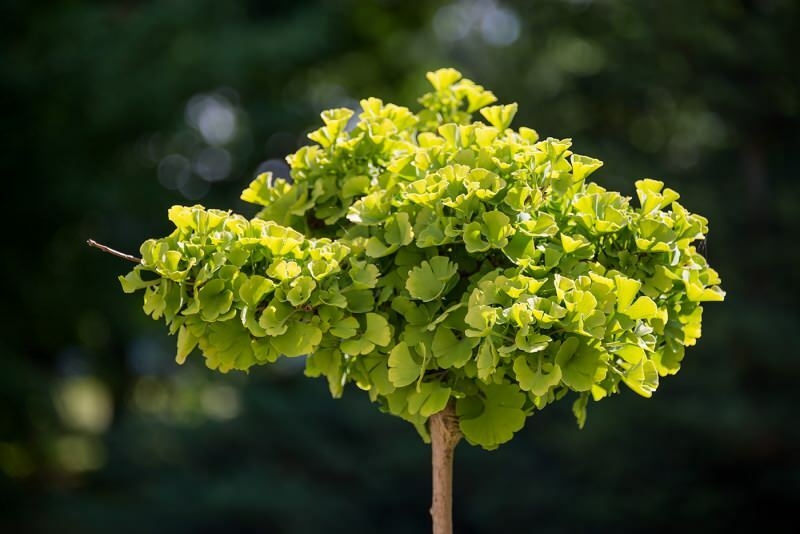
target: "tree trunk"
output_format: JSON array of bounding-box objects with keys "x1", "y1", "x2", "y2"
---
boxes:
[{"x1": 429, "y1": 402, "x2": 461, "y2": 534}]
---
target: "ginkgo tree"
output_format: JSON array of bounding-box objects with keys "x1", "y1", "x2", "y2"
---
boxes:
[{"x1": 98, "y1": 68, "x2": 724, "y2": 534}]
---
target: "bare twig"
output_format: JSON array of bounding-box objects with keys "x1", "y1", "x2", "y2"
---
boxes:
[{"x1": 86, "y1": 239, "x2": 141, "y2": 263}]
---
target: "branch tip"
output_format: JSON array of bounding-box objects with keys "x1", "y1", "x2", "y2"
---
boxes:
[{"x1": 87, "y1": 239, "x2": 141, "y2": 263}]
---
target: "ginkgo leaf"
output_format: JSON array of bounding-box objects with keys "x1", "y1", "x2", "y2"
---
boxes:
[
  {"x1": 364, "y1": 313, "x2": 392, "y2": 346},
  {"x1": 349, "y1": 261, "x2": 380, "y2": 289},
  {"x1": 270, "y1": 321, "x2": 322, "y2": 357},
  {"x1": 330, "y1": 316, "x2": 359, "y2": 339},
  {"x1": 614, "y1": 344, "x2": 645, "y2": 365},
  {"x1": 465, "y1": 304, "x2": 498, "y2": 337},
  {"x1": 482, "y1": 211, "x2": 513, "y2": 248},
  {"x1": 615, "y1": 275, "x2": 641, "y2": 311},
  {"x1": 240, "y1": 172, "x2": 274, "y2": 206},
  {"x1": 238, "y1": 275, "x2": 275, "y2": 308},
  {"x1": 267, "y1": 260, "x2": 302, "y2": 281},
  {"x1": 198, "y1": 280, "x2": 233, "y2": 322},
  {"x1": 556, "y1": 338, "x2": 607, "y2": 391},
  {"x1": 357, "y1": 354, "x2": 395, "y2": 398},
  {"x1": 514, "y1": 355, "x2": 562, "y2": 396},
  {"x1": 518, "y1": 213, "x2": 558, "y2": 237},
  {"x1": 406, "y1": 256, "x2": 458, "y2": 302},
  {"x1": 571, "y1": 154, "x2": 603, "y2": 182},
  {"x1": 426, "y1": 67, "x2": 462, "y2": 91},
  {"x1": 463, "y1": 221, "x2": 490, "y2": 253},
  {"x1": 176, "y1": 325, "x2": 199, "y2": 364},
  {"x1": 457, "y1": 384, "x2": 526, "y2": 450},
  {"x1": 514, "y1": 330, "x2": 551, "y2": 353},
  {"x1": 341, "y1": 336, "x2": 376, "y2": 356},
  {"x1": 560, "y1": 233, "x2": 590, "y2": 253},
  {"x1": 198, "y1": 320, "x2": 257, "y2": 373},
  {"x1": 432, "y1": 327, "x2": 476, "y2": 368},
  {"x1": 388, "y1": 342, "x2": 421, "y2": 387},
  {"x1": 251, "y1": 338, "x2": 281, "y2": 364},
  {"x1": 384, "y1": 212, "x2": 414, "y2": 246},
  {"x1": 286, "y1": 276, "x2": 316, "y2": 306},
  {"x1": 345, "y1": 290, "x2": 375, "y2": 313},
  {"x1": 572, "y1": 394, "x2": 589, "y2": 429},
  {"x1": 624, "y1": 296, "x2": 659, "y2": 319},
  {"x1": 476, "y1": 339, "x2": 499, "y2": 380},
  {"x1": 341, "y1": 174, "x2": 371, "y2": 198},
  {"x1": 258, "y1": 300, "x2": 294, "y2": 336},
  {"x1": 407, "y1": 382, "x2": 452, "y2": 417},
  {"x1": 480, "y1": 103, "x2": 518, "y2": 130},
  {"x1": 241, "y1": 306, "x2": 267, "y2": 337},
  {"x1": 620, "y1": 358, "x2": 660, "y2": 398},
  {"x1": 119, "y1": 269, "x2": 158, "y2": 293}
]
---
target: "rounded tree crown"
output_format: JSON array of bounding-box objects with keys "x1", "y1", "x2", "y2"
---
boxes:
[{"x1": 120, "y1": 68, "x2": 724, "y2": 449}]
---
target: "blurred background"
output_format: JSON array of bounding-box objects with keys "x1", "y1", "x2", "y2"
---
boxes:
[{"x1": 3, "y1": 0, "x2": 799, "y2": 532}]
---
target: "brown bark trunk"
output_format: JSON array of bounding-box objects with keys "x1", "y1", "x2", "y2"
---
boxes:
[{"x1": 429, "y1": 402, "x2": 461, "y2": 534}]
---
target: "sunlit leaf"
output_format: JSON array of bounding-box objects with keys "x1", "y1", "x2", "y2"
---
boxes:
[
  {"x1": 457, "y1": 384, "x2": 526, "y2": 450},
  {"x1": 406, "y1": 256, "x2": 458, "y2": 302},
  {"x1": 388, "y1": 342, "x2": 422, "y2": 387}
]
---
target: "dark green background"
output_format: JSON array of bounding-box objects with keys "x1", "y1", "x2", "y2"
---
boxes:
[{"x1": 3, "y1": 0, "x2": 798, "y2": 532}]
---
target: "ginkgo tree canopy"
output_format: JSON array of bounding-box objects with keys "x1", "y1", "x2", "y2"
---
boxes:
[{"x1": 119, "y1": 68, "x2": 724, "y2": 450}]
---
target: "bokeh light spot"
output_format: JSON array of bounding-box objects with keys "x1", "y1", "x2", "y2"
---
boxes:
[
  {"x1": 53, "y1": 376, "x2": 113, "y2": 434},
  {"x1": 479, "y1": 5, "x2": 520, "y2": 47},
  {"x1": 178, "y1": 175, "x2": 211, "y2": 200},
  {"x1": 200, "y1": 384, "x2": 241, "y2": 421},
  {"x1": 193, "y1": 147, "x2": 232, "y2": 182},
  {"x1": 54, "y1": 436, "x2": 106, "y2": 473},
  {"x1": 185, "y1": 93, "x2": 238, "y2": 146},
  {"x1": 132, "y1": 376, "x2": 170, "y2": 415},
  {"x1": 158, "y1": 154, "x2": 191, "y2": 190},
  {"x1": 433, "y1": 3, "x2": 473, "y2": 42},
  {"x1": 433, "y1": 1, "x2": 520, "y2": 47}
]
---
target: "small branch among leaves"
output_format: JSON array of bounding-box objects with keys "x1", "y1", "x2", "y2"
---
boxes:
[{"x1": 86, "y1": 239, "x2": 141, "y2": 263}]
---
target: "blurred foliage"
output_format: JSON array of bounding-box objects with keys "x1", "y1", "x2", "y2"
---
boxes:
[{"x1": 2, "y1": 0, "x2": 798, "y2": 532}]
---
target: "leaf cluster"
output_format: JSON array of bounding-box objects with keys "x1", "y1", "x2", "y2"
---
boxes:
[{"x1": 121, "y1": 69, "x2": 724, "y2": 449}]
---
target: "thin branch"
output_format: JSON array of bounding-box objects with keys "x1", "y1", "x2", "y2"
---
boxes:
[{"x1": 86, "y1": 239, "x2": 141, "y2": 263}]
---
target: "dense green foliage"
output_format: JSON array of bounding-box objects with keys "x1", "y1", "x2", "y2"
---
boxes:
[
  {"x1": 7, "y1": 1, "x2": 798, "y2": 530},
  {"x1": 121, "y1": 69, "x2": 723, "y2": 449}
]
